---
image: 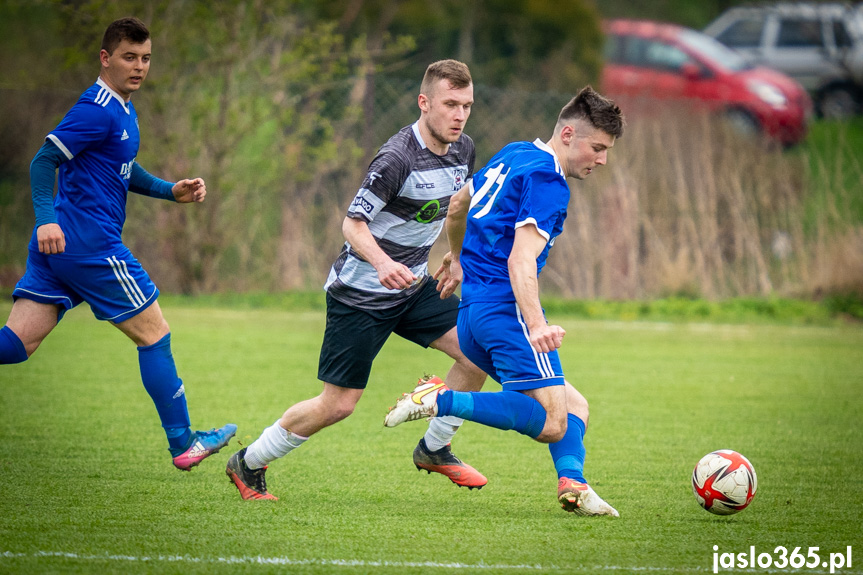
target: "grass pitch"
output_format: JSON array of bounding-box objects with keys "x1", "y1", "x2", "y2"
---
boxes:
[{"x1": 0, "y1": 301, "x2": 861, "y2": 574}]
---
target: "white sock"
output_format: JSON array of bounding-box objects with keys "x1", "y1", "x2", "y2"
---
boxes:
[
  {"x1": 244, "y1": 420, "x2": 308, "y2": 469},
  {"x1": 424, "y1": 415, "x2": 464, "y2": 451}
]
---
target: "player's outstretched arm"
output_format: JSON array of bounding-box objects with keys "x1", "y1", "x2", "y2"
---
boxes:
[{"x1": 128, "y1": 163, "x2": 204, "y2": 203}]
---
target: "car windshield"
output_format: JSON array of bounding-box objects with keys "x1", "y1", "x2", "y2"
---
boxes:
[{"x1": 679, "y1": 29, "x2": 753, "y2": 72}]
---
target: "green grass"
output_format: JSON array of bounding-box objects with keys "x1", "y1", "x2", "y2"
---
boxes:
[
  {"x1": 1, "y1": 301, "x2": 861, "y2": 574},
  {"x1": 156, "y1": 291, "x2": 863, "y2": 324}
]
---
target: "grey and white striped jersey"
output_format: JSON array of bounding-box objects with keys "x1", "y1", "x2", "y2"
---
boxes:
[{"x1": 325, "y1": 122, "x2": 475, "y2": 310}]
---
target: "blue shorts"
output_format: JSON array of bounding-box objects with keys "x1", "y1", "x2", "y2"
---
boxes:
[
  {"x1": 12, "y1": 245, "x2": 159, "y2": 323},
  {"x1": 457, "y1": 300, "x2": 564, "y2": 391}
]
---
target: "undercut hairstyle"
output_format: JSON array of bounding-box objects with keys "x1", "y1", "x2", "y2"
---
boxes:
[
  {"x1": 557, "y1": 86, "x2": 625, "y2": 139},
  {"x1": 101, "y1": 17, "x2": 150, "y2": 55},
  {"x1": 420, "y1": 59, "x2": 472, "y2": 98}
]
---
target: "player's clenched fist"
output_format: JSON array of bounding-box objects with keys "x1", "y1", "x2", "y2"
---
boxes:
[
  {"x1": 37, "y1": 223, "x2": 66, "y2": 254},
  {"x1": 172, "y1": 178, "x2": 206, "y2": 203},
  {"x1": 529, "y1": 324, "x2": 566, "y2": 354}
]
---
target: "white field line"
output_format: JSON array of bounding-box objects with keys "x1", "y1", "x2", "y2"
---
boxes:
[
  {"x1": 8, "y1": 551, "x2": 551, "y2": 570},
  {"x1": 2, "y1": 551, "x2": 862, "y2": 574}
]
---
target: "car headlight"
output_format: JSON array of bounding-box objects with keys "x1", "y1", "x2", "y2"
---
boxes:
[{"x1": 747, "y1": 80, "x2": 787, "y2": 108}]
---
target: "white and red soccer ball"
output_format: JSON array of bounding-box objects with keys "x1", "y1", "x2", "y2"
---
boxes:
[{"x1": 692, "y1": 450, "x2": 757, "y2": 515}]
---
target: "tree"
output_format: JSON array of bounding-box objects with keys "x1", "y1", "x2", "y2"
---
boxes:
[
  {"x1": 26, "y1": 0, "x2": 413, "y2": 293},
  {"x1": 310, "y1": 0, "x2": 604, "y2": 92}
]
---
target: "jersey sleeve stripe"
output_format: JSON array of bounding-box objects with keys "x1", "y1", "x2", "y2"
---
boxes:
[
  {"x1": 347, "y1": 188, "x2": 387, "y2": 221},
  {"x1": 46, "y1": 134, "x2": 74, "y2": 160},
  {"x1": 515, "y1": 217, "x2": 551, "y2": 241}
]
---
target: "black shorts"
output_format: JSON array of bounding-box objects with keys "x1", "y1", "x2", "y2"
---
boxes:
[{"x1": 318, "y1": 279, "x2": 459, "y2": 389}]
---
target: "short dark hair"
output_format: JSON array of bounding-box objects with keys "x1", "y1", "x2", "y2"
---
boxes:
[
  {"x1": 101, "y1": 17, "x2": 150, "y2": 55},
  {"x1": 557, "y1": 86, "x2": 624, "y2": 139},
  {"x1": 420, "y1": 59, "x2": 472, "y2": 97}
]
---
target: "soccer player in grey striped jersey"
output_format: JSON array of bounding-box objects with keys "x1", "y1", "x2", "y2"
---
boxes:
[{"x1": 227, "y1": 60, "x2": 489, "y2": 500}]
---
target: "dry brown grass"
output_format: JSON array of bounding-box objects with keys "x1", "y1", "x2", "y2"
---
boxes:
[
  {"x1": 543, "y1": 111, "x2": 862, "y2": 300},
  {"x1": 3, "y1": 82, "x2": 860, "y2": 300}
]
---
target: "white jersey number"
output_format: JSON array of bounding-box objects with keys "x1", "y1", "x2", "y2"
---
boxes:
[{"x1": 469, "y1": 162, "x2": 510, "y2": 219}]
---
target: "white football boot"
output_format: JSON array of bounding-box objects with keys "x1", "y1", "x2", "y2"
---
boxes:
[
  {"x1": 384, "y1": 375, "x2": 448, "y2": 427},
  {"x1": 558, "y1": 478, "x2": 620, "y2": 517}
]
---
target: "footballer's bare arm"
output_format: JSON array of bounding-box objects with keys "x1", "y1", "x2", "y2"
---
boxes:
[
  {"x1": 341, "y1": 216, "x2": 416, "y2": 290},
  {"x1": 435, "y1": 185, "x2": 471, "y2": 299},
  {"x1": 508, "y1": 224, "x2": 565, "y2": 354}
]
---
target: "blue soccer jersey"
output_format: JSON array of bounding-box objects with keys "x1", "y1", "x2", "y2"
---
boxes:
[
  {"x1": 460, "y1": 139, "x2": 570, "y2": 304},
  {"x1": 37, "y1": 78, "x2": 141, "y2": 255}
]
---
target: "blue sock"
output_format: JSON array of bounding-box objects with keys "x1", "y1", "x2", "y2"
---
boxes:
[
  {"x1": 0, "y1": 326, "x2": 29, "y2": 364},
  {"x1": 437, "y1": 389, "x2": 547, "y2": 439},
  {"x1": 549, "y1": 413, "x2": 587, "y2": 483},
  {"x1": 137, "y1": 333, "x2": 192, "y2": 454}
]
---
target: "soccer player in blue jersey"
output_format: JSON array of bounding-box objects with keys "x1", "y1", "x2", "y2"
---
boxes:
[
  {"x1": 0, "y1": 17, "x2": 236, "y2": 470},
  {"x1": 385, "y1": 86, "x2": 625, "y2": 515},
  {"x1": 226, "y1": 60, "x2": 488, "y2": 500}
]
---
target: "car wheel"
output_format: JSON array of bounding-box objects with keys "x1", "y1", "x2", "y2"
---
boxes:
[
  {"x1": 723, "y1": 109, "x2": 760, "y2": 138},
  {"x1": 818, "y1": 87, "x2": 858, "y2": 119}
]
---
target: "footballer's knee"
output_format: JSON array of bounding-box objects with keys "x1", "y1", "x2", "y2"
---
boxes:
[
  {"x1": 1, "y1": 325, "x2": 33, "y2": 363},
  {"x1": 325, "y1": 400, "x2": 357, "y2": 424},
  {"x1": 535, "y1": 414, "x2": 567, "y2": 444},
  {"x1": 4, "y1": 299, "x2": 59, "y2": 358},
  {"x1": 150, "y1": 315, "x2": 170, "y2": 342},
  {"x1": 431, "y1": 328, "x2": 487, "y2": 390},
  {"x1": 449, "y1": 357, "x2": 487, "y2": 391},
  {"x1": 6, "y1": 327, "x2": 43, "y2": 358},
  {"x1": 115, "y1": 304, "x2": 170, "y2": 347},
  {"x1": 460, "y1": 356, "x2": 486, "y2": 380},
  {"x1": 565, "y1": 381, "x2": 589, "y2": 424},
  {"x1": 320, "y1": 384, "x2": 363, "y2": 424},
  {"x1": 20, "y1": 338, "x2": 40, "y2": 358}
]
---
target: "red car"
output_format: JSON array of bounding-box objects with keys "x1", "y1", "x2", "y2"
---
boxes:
[{"x1": 602, "y1": 19, "x2": 812, "y2": 146}]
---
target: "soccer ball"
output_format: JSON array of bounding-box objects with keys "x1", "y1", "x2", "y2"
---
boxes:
[{"x1": 691, "y1": 450, "x2": 757, "y2": 515}]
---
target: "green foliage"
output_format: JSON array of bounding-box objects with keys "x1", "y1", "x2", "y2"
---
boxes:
[
  {"x1": 595, "y1": 0, "x2": 755, "y2": 29},
  {"x1": 1, "y1": 302, "x2": 861, "y2": 573},
  {"x1": 541, "y1": 296, "x2": 839, "y2": 325},
  {"x1": 309, "y1": 0, "x2": 603, "y2": 91},
  {"x1": 147, "y1": 291, "x2": 855, "y2": 325},
  {"x1": 821, "y1": 292, "x2": 863, "y2": 320},
  {"x1": 160, "y1": 290, "x2": 329, "y2": 311}
]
